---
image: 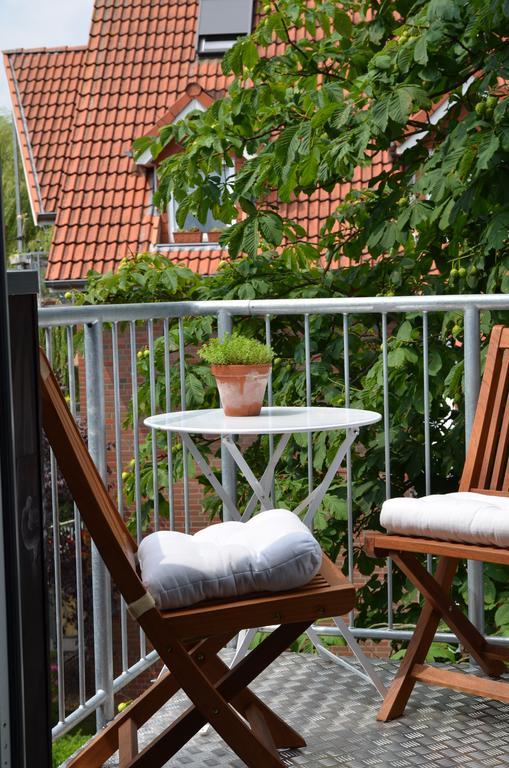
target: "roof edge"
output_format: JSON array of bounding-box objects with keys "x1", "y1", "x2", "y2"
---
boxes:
[
  {"x1": 3, "y1": 44, "x2": 87, "y2": 56},
  {"x1": 4, "y1": 52, "x2": 44, "y2": 222}
]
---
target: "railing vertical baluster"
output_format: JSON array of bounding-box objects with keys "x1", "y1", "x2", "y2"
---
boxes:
[
  {"x1": 178, "y1": 318, "x2": 191, "y2": 533},
  {"x1": 129, "y1": 321, "x2": 145, "y2": 656},
  {"x1": 148, "y1": 319, "x2": 160, "y2": 531},
  {"x1": 111, "y1": 322, "x2": 128, "y2": 674},
  {"x1": 343, "y1": 314, "x2": 355, "y2": 625},
  {"x1": 84, "y1": 321, "x2": 114, "y2": 727},
  {"x1": 422, "y1": 313, "x2": 433, "y2": 572},
  {"x1": 46, "y1": 329, "x2": 66, "y2": 725},
  {"x1": 464, "y1": 307, "x2": 484, "y2": 635},
  {"x1": 217, "y1": 310, "x2": 237, "y2": 521},
  {"x1": 66, "y1": 325, "x2": 86, "y2": 705},
  {"x1": 304, "y1": 314, "x2": 313, "y2": 495},
  {"x1": 163, "y1": 319, "x2": 175, "y2": 530},
  {"x1": 265, "y1": 314, "x2": 275, "y2": 505},
  {"x1": 381, "y1": 313, "x2": 393, "y2": 629}
]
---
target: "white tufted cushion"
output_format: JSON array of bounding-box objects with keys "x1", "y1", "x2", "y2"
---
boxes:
[
  {"x1": 380, "y1": 492, "x2": 509, "y2": 548},
  {"x1": 138, "y1": 508, "x2": 322, "y2": 610}
]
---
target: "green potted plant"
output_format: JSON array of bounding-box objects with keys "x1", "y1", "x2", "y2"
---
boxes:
[{"x1": 198, "y1": 333, "x2": 274, "y2": 416}]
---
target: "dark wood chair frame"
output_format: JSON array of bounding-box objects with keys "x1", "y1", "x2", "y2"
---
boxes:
[
  {"x1": 40, "y1": 350, "x2": 355, "y2": 767},
  {"x1": 365, "y1": 324, "x2": 509, "y2": 722}
]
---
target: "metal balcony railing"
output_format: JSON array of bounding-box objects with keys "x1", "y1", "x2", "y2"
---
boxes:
[{"x1": 38, "y1": 294, "x2": 509, "y2": 741}]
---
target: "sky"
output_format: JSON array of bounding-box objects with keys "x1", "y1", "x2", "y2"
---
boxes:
[{"x1": 0, "y1": 0, "x2": 93, "y2": 112}]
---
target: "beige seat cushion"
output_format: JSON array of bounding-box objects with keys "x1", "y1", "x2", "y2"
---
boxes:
[{"x1": 380, "y1": 492, "x2": 509, "y2": 548}]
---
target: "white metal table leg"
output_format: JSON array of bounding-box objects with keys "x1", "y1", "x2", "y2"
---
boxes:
[
  {"x1": 180, "y1": 433, "x2": 241, "y2": 521},
  {"x1": 230, "y1": 627, "x2": 258, "y2": 667},
  {"x1": 305, "y1": 625, "x2": 372, "y2": 681},
  {"x1": 222, "y1": 435, "x2": 274, "y2": 511},
  {"x1": 241, "y1": 432, "x2": 292, "y2": 521},
  {"x1": 291, "y1": 428, "x2": 386, "y2": 697},
  {"x1": 291, "y1": 428, "x2": 358, "y2": 527},
  {"x1": 329, "y1": 617, "x2": 387, "y2": 696}
]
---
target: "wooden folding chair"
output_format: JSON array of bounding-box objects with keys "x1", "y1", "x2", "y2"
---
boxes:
[
  {"x1": 365, "y1": 324, "x2": 509, "y2": 722},
  {"x1": 39, "y1": 349, "x2": 355, "y2": 767}
]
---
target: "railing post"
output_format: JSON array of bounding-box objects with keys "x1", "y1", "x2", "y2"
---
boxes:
[
  {"x1": 217, "y1": 310, "x2": 237, "y2": 521},
  {"x1": 463, "y1": 307, "x2": 484, "y2": 635},
  {"x1": 84, "y1": 321, "x2": 114, "y2": 728}
]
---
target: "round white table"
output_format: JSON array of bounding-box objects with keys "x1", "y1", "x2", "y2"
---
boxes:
[
  {"x1": 144, "y1": 405, "x2": 386, "y2": 697},
  {"x1": 145, "y1": 406, "x2": 381, "y2": 527}
]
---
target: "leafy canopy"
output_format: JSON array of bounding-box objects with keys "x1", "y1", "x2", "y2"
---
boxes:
[
  {"x1": 135, "y1": 0, "x2": 509, "y2": 290},
  {"x1": 198, "y1": 332, "x2": 274, "y2": 365},
  {"x1": 0, "y1": 112, "x2": 41, "y2": 258},
  {"x1": 85, "y1": 0, "x2": 509, "y2": 647}
]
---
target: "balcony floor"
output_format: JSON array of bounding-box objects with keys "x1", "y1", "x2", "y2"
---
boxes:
[{"x1": 106, "y1": 653, "x2": 509, "y2": 767}]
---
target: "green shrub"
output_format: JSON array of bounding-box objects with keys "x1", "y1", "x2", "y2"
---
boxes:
[
  {"x1": 52, "y1": 731, "x2": 90, "y2": 767},
  {"x1": 198, "y1": 333, "x2": 274, "y2": 366}
]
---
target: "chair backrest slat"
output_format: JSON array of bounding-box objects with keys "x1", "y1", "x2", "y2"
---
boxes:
[
  {"x1": 460, "y1": 326, "x2": 509, "y2": 494},
  {"x1": 476, "y1": 347, "x2": 509, "y2": 489},
  {"x1": 491, "y1": 362, "x2": 509, "y2": 490},
  {"x1": 39, "y1": 350, "x2": 147, "y2": 606}
]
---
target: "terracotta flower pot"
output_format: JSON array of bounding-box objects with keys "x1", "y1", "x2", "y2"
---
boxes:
[{"x1": 211, "y1": 364, "x2": 271, "y2": 417}]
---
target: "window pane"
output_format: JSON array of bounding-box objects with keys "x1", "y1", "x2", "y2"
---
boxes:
[
  {"x1": 198, "y1": 0, "x2": 254, "y2": 37},
  {"x1": 199, "y1": 36, "x2": 239, "y2": 54},
  {"x1": 171, "y1": 166, "x2": 234, "y2": 234}
]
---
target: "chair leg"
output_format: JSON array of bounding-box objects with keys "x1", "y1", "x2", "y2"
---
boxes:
[
  {"x1": 118, "y1": 719, "x2": 138, "y2": 765},
  {"x1": 206, "y1": 651, "x2": 306, "y2": 748},
  {"x1": 392, "y1": 552, "x2": 506, "y2": 677},
  {"x1": 68, "y1": 634, "x2": 234, "y2": 768},
  {"x1": 128, "y1": 621, "x2": 311, "y2": 768},
  {"x1": 377, "y1": 556, "x2": 458, "y2": 722},
  {"x1": 165, "y1": 621, "x2": 311, "y2": 768}
]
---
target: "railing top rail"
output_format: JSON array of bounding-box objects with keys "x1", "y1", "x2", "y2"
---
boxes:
[{"x1": 38, "y1": 294, "x2": 509, "y2": 327}]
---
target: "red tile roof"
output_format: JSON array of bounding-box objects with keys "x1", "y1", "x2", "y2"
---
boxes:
[
  {"x1": 4, "y1": 0, "x2": 392, "y2": 283},
  {"x1": 4, "y1": 46, "x2": 86, "y2": 221},
  {"x1": 49, "y1": 0, "x2": 235, "y2": 281},
  {"x1": 167, "y1": 247, "x2": 226, "y2": 275}
]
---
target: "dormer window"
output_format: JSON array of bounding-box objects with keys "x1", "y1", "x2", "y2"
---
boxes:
[
  {"x1": 169, "y1": 165, "x2": 234, "y2": 243},
  {"x1": 153, "y1": 165, "x2": 235, "y2": 247},
  {"x1": 197, "y1": 0, "x2": 254, "y2": 57}
]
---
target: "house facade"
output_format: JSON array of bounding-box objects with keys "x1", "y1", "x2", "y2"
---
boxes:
[{"x1": 4, "y1": 0, "x2": 391, "y2": 288}]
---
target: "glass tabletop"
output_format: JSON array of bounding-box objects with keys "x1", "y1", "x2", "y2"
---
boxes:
[{"x1": 144, "y1": 406, "x2": 381, "y2": 436}]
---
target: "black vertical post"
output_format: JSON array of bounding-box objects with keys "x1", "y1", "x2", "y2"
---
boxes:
[{"x1": 0, "y1": 164, "x2": 52, "y2": 767}]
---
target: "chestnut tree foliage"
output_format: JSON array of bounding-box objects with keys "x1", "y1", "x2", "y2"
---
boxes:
[
  {"x1": 136, "y1": 0, "x2": 509, "y2": 291},
  {"x1": 83, "y1": 0, "x2": 509, "y2": 650}
]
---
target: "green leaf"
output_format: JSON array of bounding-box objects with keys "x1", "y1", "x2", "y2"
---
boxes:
[
  {"x1": 259, "y1": 212, "x2": 283, "y2": 246},
  {"x1": 389, "y1": 89, "x2": 413, "y2": 124},
  {"x1": 428, "y1": 349, "x2": 443, "y2": 376},
  {"x1": 388, "y1": 348, "x2": 406, "y2": 368},
  {"x1": 333, "y1": 9, "x2": 352, "y2": 36},
  {"x1": 414, "y1": 36, "x2": 428, "y2": 65},
  {"x1": 482, "y1": 212, "x2": 509, "y2": 250},
  {"x1": 239, "y1": 198, "x2": 258, "y2": 216},
  {"x1": 439, "y1": 198, "x2": 455, "y2": 230},
  {"x1": 242, "y1": 38, "x2": 259, "y2": 69},
  {"x1": 477, "y1": 133, "x2": 499, "y2": 171},
  {"x1": 372, "y1": 99, "x2": 390, "y2": 132},
  {"x1": 397, "y1": 320, "x2": 413, "y2": 341},
  {"x1": 495, "y1": 602, "x2": 509, "y2": 628},
  {"x1": 242, "y1": 219, "x2": 260, "y2": 258}
]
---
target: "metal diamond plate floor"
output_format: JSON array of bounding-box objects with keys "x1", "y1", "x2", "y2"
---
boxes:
[{"x1": 106, "y1": 654, "x2": 509, "y2": 767}]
